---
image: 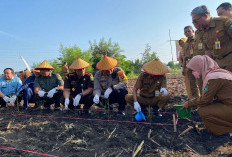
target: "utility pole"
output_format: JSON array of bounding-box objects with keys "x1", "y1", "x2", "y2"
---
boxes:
[
  {"x1": 168, "y1": 29, "x2": 179, "y2": 63},
  {"x1": 169, "y1": 29, "x2": 173, "y2": 62}
]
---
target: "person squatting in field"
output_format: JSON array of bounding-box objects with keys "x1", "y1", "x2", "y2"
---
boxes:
[
  {"x1": 62, "y1": 58, "x2": 94, "y2": 113},
  {"x1": 0, "y1": 68, "x2": 22, "y2": 107},
  {"x1": 34, "y1": 61, "x2": 64, "y2": 110},
  {"x1": 182, "y1": 55, "x2": 232, "y2": 137},
  {"x1": 125, "y1": 59, "x2": 170, "y2": 116},
  {"x1": 93, "y1": 55, "x2": 128, "y2": 116}
]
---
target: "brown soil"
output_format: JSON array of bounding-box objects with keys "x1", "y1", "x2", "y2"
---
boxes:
[{"x1": 0, "y1": 75, "x2": 231, "y2": 157}]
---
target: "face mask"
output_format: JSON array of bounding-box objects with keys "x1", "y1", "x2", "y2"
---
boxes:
[{"x1": 192, "y1": 71, "x2": 200, "y2": 79}]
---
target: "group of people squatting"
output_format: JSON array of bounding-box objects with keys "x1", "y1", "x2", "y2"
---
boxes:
[{"x1": 0, "y1": 3, "x2": 232, "y2": 139}]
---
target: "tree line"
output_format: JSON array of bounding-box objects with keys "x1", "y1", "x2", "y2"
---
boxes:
[{"x1": 33, "y1": 38, "x2": 180, "y2": 78}]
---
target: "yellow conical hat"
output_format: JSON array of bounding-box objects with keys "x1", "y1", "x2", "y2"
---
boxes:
[
  {"x1": 142, "y1": 59, "x2": 168, "y2": 75},
  {"x1": 96, "y1": 56, "x2": 118, "y2": 70},
  {"x1": 69, "y1": 57, "x2": 90, "y2": 70},
  {"x1": 35, "y1": 60, "x2": 54, "y2": 70}
]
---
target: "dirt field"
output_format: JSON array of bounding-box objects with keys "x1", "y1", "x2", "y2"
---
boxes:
[{"x1": 0, "y1": 75, "x2": 231, "y2": 157}]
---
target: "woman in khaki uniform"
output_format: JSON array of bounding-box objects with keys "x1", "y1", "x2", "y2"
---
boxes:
[
  {"x1": 125, "y1": 59, "x2": 170, "y2": 116},
  {"x1": 182, "y1": 55, "x2": 232, "y2": 136}
]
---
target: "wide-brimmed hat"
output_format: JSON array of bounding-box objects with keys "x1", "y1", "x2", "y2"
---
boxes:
[
  {"x1": 31, "y1": 69, "x2": 40, "y2": 73},
  {"x1": 35, "y1": 60, "x2": 54, "y2": 70},
  {"x1": 142, "y1": 59, "x2": 168, "y2": 75},
  {"x1": 69, "y1": 57, "x2": 90, "y2": 70},
  {"x1": 96, "y1": 55, "x2": 118, "y2": 70}
]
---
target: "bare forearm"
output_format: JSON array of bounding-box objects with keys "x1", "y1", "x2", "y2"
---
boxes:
[
  {"x1": 0, "y1": 91, "x2": 5, "y2": 98},
  {"x1": 63, "y1": 89, "x2": 70, "y2": 98},
  {"x1": 34, "y1": 87, "x2": 40, "y2": 94},
  {"x1": 58, "y1": 85, "x2": 64, "y2": 90},
  {"x1": 83, "y1": 88, "x2": 93, "y2": 96},
  {"x1": 133, "y1": 88, "x2": 138, "y2": 102}
]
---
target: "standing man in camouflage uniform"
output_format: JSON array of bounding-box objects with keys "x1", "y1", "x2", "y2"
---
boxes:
[
  {"x1": 125, "y1": 59, "x2": 170, "y2": 116},
  {"x1": 34, "y1": 60, "x2": 64, "y2": 110},
  {"x1": 183, "y1": 25, "x2": 199, "y2": 98},
  {"x1": 191, "y1": 5, "x2": 232, "y2": 72},
  {"x1": 63, "y1": 58, "x2": 94, "y2": 113},
  {"x1": 93, "y1": 56, "x2": 128, "y2": 115}
]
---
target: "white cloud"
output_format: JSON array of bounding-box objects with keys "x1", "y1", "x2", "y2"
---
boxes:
[{"x1": 0, "y1": 30, "x2": 19, "y2": 40}]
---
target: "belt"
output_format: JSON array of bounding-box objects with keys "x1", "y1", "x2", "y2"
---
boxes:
[
  {"x1": 140, "y1": 94, "x2": 155, "y2": 98},
  {"x1": 217, "y1": 51, "x2": 232, "y2": 60}
]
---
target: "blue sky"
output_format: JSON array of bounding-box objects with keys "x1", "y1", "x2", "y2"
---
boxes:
[{"x1": 0, "y1": 0, "x2": 227, "y2": 73}]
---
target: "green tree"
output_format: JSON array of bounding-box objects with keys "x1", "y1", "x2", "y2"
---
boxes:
[
  {"x1": 89, "y1": 38, "x2": 122, "y2": 58},
  {"x1": 167, "y1": 61, "x2": 181, "y2": 69},
  {"x1": 129, "y1": 44, "x2": 158, "y2": 76},
  {"x1": 141, "y1": 44, "x2": 158, "y2": 64},
  {"x1": 89, "y1": 38, "x2": 129, "y2": 74},
  {"x1": 130, "y1": 59, "x2": 142, "y2": 75},
  {"x1": 58, "y1": 44, "x2": 93, "y2": 73}
]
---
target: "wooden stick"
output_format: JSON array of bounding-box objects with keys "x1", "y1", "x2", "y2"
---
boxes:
[
  {"x1": 178, "y1": 126, "x2": 193, "y2": 137},
  {"x1": 132, "y1": 140, "x2": 144, "y2": 157},
  {"x1": 150, "y1": 137, "x2": 160, "y2": 146},
  {"x1": 108, "y1": 128, "x2": 116, "y2": 139},
  {"x1": 173, "y1": 114, "x2": 177, "y2": 132}
]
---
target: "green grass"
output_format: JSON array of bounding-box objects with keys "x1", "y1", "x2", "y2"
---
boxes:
[{"x1": 167, "y1": 68, "x2": 182, "y2": 75}]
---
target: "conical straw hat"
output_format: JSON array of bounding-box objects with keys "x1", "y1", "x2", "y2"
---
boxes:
[
  {"x1": 142, "y1": 59, "x2": 168, "y2": 75},
  {"x1": 96, "y1": 56, "x2": 118, "y2": 70},
  {"x1": 35, "y1": 60, "x2": 54, "y2": 70},
  {"x1": 69, "y1": 57, "x2": 90, "y2": 70},
  {"x1": 31, "y1": 69, "x2": 40, "y2": 73}
]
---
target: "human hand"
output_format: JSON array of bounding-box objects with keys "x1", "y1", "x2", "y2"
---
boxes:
[
  {"x1": 9, "y1": 96, "x2": 16, "y2": 104},
  {"x1": 160, "y1": 88, "x2": 168, "y2": 96},
  {"x1": 180, "y1": 101, "x2": 189, "y2": 113},
  {"x1": 93, "y1": 95, "x2": 99, "y2": 104},
  {"x1": 3, "y1": 96, "x2": 10, "y2": 103},
  {"x1": 38, "y1": 90, "x2": 45, "y2": 97},
  {"x1": 64, "y1": 98, "x2": 70, "y2": 109},
  {"x1": 73, "y1": 94, "x2": 81, "y2": 107},
  {"x1": 104, "y1": 88, "x2": 113, "y2": 99},
  {"x1": 47, "y1": 87, "x2": 57, "y2": 98},
  {"x1": 134, "y1": 101, "x2": 141, "y2": 112}
]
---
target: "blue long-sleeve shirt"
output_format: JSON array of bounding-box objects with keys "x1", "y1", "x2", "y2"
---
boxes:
[{"x1": 0, "y1": 76, "x2": 22, "y2": 96}]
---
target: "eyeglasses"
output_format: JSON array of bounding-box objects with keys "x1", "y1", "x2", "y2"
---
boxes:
[{"x1": 192, "y1": 16, "x2": 202, "y2": 24}]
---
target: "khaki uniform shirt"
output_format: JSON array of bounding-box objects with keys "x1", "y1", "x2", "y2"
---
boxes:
[
  {"x1": 134, "y1": 72, "x2": 167, "y2": 98},
  {"x1": 178, "y1": 48, "x2": 184, "y2": 67},
  {"x1": 64, "y1": 72, "x2": 93, "y2": 97},
  {"x1": 34, "y1": 73, "x2": 64, "y2": 92},
  {"x1": 183, "y1": 37, "x2": 195, "y2": 67},
  {"x1": 193, "y1": 30, "x2": 206, "y2": 56},
  {"x1": 188, "y1": 79, "x2": 232, "y2": 107},
  {"x1": 202, "y1": 17, "x2": 232, "y2": 69},
  {"x1": 93, "y1": 67, "x2": 128, "y2": 96},
  {"x1": 62, "y1": 65, "x2": 69, "y2": 77}
]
